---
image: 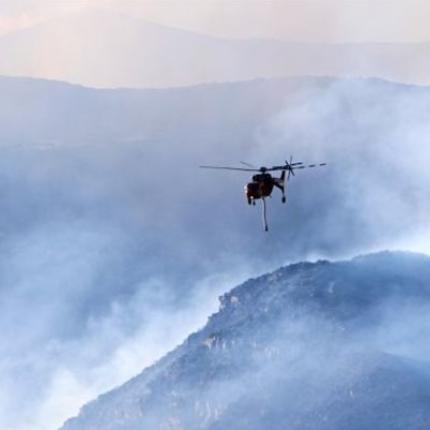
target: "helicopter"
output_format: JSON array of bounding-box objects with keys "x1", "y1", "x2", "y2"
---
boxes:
[{"x1": 200, "y1": 157, "x2": 327, "y2": 231}]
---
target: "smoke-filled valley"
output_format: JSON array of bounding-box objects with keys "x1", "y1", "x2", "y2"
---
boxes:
[{"x1": 1, "y1": 75, "x2": 430, "y2": 429}]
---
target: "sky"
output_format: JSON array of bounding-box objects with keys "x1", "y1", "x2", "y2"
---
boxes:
[
  {"x1": 1, "y1": 0, "x2": 430, "y2": 88},
  {"x1": 1, "y1": 0, "x2": 430, "y2": 42}
]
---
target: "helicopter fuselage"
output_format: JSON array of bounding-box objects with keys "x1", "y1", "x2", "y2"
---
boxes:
[{"x1": 245, "y1": 173, "x2": 275, "y2": 204}]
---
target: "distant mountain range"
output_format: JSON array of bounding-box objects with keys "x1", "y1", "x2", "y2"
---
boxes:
[
  {"x1": 60, "y1": 251, "x2": 430, "y2": 430},
  {"x1": 0, "y1": 9, "x2": 429, "y2": 88}
]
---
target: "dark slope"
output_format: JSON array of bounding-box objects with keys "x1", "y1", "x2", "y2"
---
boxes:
[{"x1": 61, "y1": 252, "x2": 430, "y2": 430}]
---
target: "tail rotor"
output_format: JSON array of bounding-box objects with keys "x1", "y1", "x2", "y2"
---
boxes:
[{"x1": 285, "y1": 155, "x2": 295, "y2": 181}]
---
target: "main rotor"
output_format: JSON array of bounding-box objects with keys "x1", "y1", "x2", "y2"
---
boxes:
[{"x1": 200, "y1": 157, "x2": 327, "y2": 180}]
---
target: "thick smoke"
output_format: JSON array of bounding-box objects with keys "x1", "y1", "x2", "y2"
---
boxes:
[
  {"x1": 252, "y1": 78, "x2": 430, "y2": 257},
  {"x1": 0, "y1": 76, "x2": 429, "y2": 429}
]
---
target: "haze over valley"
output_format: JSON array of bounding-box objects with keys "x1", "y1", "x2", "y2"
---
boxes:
[{"x1": 1, "y1": 74, "x2": 430, "y2": 429}]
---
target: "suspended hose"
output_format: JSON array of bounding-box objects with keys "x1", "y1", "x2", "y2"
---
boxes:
[{"x1": 262, "y1": 198, "x2": 269, "y2": 232}]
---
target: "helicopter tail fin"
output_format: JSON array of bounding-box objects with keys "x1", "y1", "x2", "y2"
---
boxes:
[
  {"x1": 276, "y1": 171, "x2": 287, "y2": 203},
  {"x1": 280, "y1": 170, "x2": 286, "y2": 183}
]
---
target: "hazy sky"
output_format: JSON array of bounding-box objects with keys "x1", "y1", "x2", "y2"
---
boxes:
[{"x1": 1, "y1": 0, "x2": 430, "y2": 42}]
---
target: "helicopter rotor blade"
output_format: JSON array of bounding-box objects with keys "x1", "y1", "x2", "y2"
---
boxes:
[
  {"x1": 240, "y1": 161, "x2": 257, "y2": 168},
  {"x1": 293, "y1": 163, "x2": 328, "y2": 170},
  {"x1": 200, "y1": 165, "x2": 260, "y2": 172},
  {"x1": 200, "y1": 161, "x2": 327, "y2": 173}
]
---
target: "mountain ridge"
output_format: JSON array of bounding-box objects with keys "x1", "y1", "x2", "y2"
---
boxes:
[{"x1": 60, "y1": 251, "x2": 430, "y2": 430}]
